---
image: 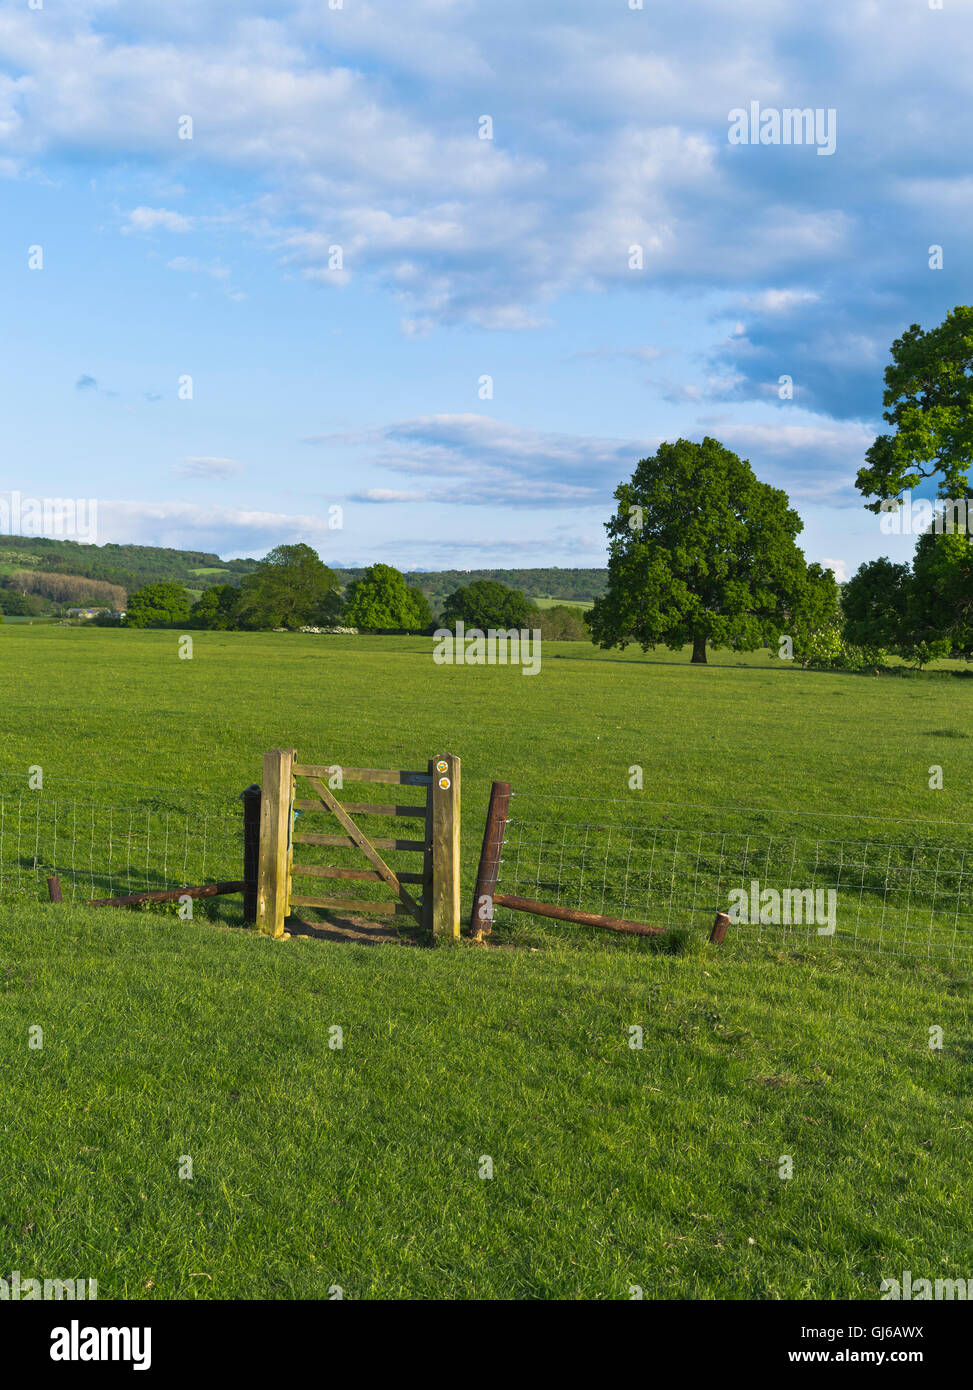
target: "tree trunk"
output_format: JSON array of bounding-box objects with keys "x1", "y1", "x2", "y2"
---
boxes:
[{"x1": 691, "y1": 634, "x2": 707, "y2": 664}]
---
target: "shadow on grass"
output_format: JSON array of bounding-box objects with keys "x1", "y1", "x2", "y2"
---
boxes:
[{"x1": 550, "y1": 653, "x2": 973, "y2": 679}]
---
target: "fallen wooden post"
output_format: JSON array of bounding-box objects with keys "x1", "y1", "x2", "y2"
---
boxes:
[
  {"x1": 491, "y1": 892, "x2": 665, "y2": 937},
  {"x1": 470, "y1": 780, "x2": 511, "y2": 941},
  {"x1": 85, "y1": 881, "x2": 247, "y2": 909},
  {"x1": 709, "y1": 911, "x2": 730, "y2": 944}
]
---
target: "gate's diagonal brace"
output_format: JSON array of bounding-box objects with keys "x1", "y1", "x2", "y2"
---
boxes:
[{"x1": 307, "y1": 777, "x2": 425, "y2": 927}]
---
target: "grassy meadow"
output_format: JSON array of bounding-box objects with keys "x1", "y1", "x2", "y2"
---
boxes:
[
  {"x1": 0, "y1": 623, "x2": 971, "y2": 1298},
  {"x1": 2, "y1": 624, "x2": 971, "y2": 835}
]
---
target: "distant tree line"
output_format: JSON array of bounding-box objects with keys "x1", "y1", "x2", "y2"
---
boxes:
[
  {"x1": 2, "y1": 539, "x2": 609, "y2": 610},
  {"x1": 122, "y1": 549, "x2": 594, "y2": 639},
  {"x1": 378, "y1": 566, "x2": 607, "y2": 609},
  {"x1": 0, "y1": 588, "x2": 47, "y2": 617},
  {"x1": 123, "y1": 549, "x2": 434, "y2": 632}
]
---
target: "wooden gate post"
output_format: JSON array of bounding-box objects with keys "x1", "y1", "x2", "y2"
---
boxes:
[
  {"x1": 428, "y1": 753, "x2": 461, "y2": 941},
  {"x1": 257, "y1": 748, "x2": 295, "y2": 938}
]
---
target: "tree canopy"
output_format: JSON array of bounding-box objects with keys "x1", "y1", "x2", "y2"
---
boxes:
[
  {"x1": 909, "y1": 528, "x2": 973, "y2": 658},
  {"x1": 440, "y1": 579, "x2": 535, "y2": 630},
  {"x1": 840, "y1": 308, "x2": 973, "y2": 666},
  {"x1": 842, "y1": 558, "x2": 910, "y2": 650},
  {"x1": 588, "y1": 437, "x2": 808, "y2": 664},
  {"x1": 857, "y1": 305, "x2": 973, "y2": 509},
  {"x1": 236, "y1": 544, "x2": 342, "y2": 630},
  {"x1": 783, "y1": 562, "x2": 841, "y2": 667},
  {"x1": 841, "y1": 555, "x2": 953, "y2": 669},
  {"x1": 534, "y1": 604, "x2": 589, "y2": 641},
  {"x1": 343, "y1": 564, "x2": 432, "y2": 631},
  {"x1": 125, "y1": 581, "x2": 191, "y2": 628},
  {"x1": 190, "y1": 584, "x2": 243, "y2": 631}
]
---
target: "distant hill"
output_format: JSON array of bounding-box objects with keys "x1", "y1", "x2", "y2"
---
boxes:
[
  {"x1": 0, "y1": 538, "x2": 260, "y2": 596},
  {"x1": 0, "y1": 539, "x2": 607, "y2": 612}
]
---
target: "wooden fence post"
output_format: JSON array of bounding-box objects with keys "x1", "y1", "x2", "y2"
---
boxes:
[
  {"x1": 470, "y1": 780, "x2": 511, "y2": 941},
  {"x1": 429, "y1": 753, "x2": 461, "y2": 941},
  {"x1": 241, "y1": 783, "x2": 261, "y2": 925},
  {"x1": 710, "y1": 911, "x2": 730, "y2": 944},
  {"x1": 257, "y1": 748, "x2": 295, "y2": 938}
]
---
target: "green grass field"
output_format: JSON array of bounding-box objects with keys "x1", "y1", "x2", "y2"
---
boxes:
[
  {"x1": 0, "y1": 625, "x2": 971, "y2": 1298},
  {"x1": 532, "y1": 595, "x2": 594, "y2": 610}
]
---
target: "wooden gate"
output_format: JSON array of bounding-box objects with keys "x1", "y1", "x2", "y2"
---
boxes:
[{"x1": 255, "y1": 749, "x2": 460, "y2": 943}]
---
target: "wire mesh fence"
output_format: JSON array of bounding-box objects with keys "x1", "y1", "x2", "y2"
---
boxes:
[
  {"x1": 497, "y1": 809, "x2": 973, "y2": 963},
  {"x1": 6, "y1": 770, "x2": 973, "y2": 965},
  {"x1": 0, "y1": 785, "x2": 242, "y2": 905}
]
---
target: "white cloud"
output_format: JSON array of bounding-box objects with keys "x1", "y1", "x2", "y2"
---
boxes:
[
  {"x1": 93, "y1": 500, "x2": 332, "y2": 557},
  {"x1": 708, "y1": 418, "x2": 873, "y2": 460},
  {"x1": 173, "y1": 457, "x2": 244, "y2": 478},
  {"x1": 734, "y1": 289, "x2": 821, "y2": 315},
  {"x1": 166, "y1": 256, "x2": 230, "y2": 279},
  {"x1": 123, "y1": 206, "x2": 193, "y2": 234},
  {"x1": 310, "y1": 413, "x2": 660, "y2": 506},
  {"x1": 351, "y1": 488, "x2": 430, "y2": 503},
  {"x1": 820, "y1": 556, "x2": 850, "y2": 583},
  {"x1": 0, "y1": 0, "x2": 913, "y2": 332},
  {"x1": 0, "y1": 0, "x2": 970, "y2": 428}
]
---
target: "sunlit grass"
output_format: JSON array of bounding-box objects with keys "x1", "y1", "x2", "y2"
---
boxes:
[{"x1": 0, "y1": 625, "x2": 971, "y2": 1298}]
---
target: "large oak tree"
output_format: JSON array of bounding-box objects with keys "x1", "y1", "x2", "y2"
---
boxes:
[{"x1": 588, "y1": 437, "x2": 808, "y2": 664}]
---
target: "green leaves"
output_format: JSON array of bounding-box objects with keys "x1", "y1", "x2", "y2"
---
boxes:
[
  {"x1": 440, "y1": 579, "x2": 534, "y2": 630},
  {"x1": 909, "y1": 528, "x2": 973, "y2": 659},
  {"x1": 842, "y1": 553, "x2": 959, "y2": 668},
  {"x1": 124, "y1": 582, "x2": 192, "y2": 629},
  {"x1": 189, "y1": 585, "x2": 242, "y2": 631},
  {"x1": 784, "y1": 563, "x2": 841, "y2": 667},
  {"x1": 236, "y1": 544, "x2": 342, "y2": 630},
  {"x1": 857, "y1": 306, "x2": 973, "y2": 509},
  {"x1": 589, "y1": 437, "x2": 808, "y2": 663},
  {"x1": 343, "y1": 564, "x2": 431, "y2": 632}
]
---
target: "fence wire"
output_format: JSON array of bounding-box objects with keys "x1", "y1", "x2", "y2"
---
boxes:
[
  {"x1": 0, "y1": 790, "x2": 241, "y2": 904},
  {"x1": 497, "y1": 816, "x2": 973, "y2": 963},
  {"x1": 5, "y1": 779, "x2": 973, "y2": 964}
]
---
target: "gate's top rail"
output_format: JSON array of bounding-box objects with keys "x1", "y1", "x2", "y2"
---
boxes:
[
  {"x1": 293, "y1": 765, "x2": 432, "y2": 786},
  {"x1": 293, "y1": 800, "x2": 427, "y2": 817}
]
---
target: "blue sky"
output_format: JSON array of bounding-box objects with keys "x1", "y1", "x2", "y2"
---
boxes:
[{"x1": 1, "y1": 0, "x2": 970, "y2": 577}]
